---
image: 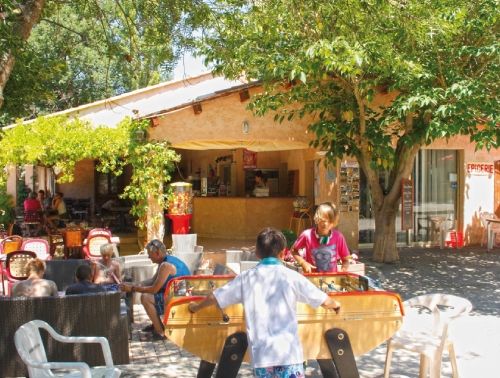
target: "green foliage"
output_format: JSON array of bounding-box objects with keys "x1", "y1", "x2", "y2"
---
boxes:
[
  {"x1": 100, "y1": 119, "x2": 181, "y2": 228},
  {"x1": 282, "y1": 229, "x2": 297, "y2": 249},
  {"x1": 0, "y1": 184, "x2": 15, "y2": 227},
  {"x1": 0, "y1": 0, "x2": 211, "y2": 125},
  {"x1": 200, "y1": 0, "x2": 498, "y2": 162},
  {"x1": 0, "y1": 116, "x2": 180, "y2": 229}
]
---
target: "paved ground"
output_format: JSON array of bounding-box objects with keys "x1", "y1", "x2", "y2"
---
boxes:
[{"x1": 118, "y1": 246, "x2": 500, "y2": 377}]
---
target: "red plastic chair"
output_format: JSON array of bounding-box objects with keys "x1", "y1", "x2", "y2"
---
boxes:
[
  {"x1": 22, "y1": 211, "x2": 43, "y2": 237},
  {"x1": 21, "y1": 239, "x2": 51, "y2": 260},
  {"x1": 82, "y1": 234, "x2": 112, "y2": 260},
  {"x1": 1, "y1": 250, "x2": 37, "y2": 296},
  {"x1": 87, "y1": 228, "x2": 112, "y2": 238}
]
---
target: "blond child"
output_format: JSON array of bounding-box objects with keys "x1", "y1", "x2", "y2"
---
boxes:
[{"x1": 290, "y1": 203, "x2": 351, "y2": 273}]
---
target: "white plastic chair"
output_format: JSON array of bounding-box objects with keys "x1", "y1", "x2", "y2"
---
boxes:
[
  {"x1": 15, "y1": 319, "x2": 121, "y2": 378},
  {"x1": 172, "y1": 233, "x2": 197, "y2": 254},
  {"x1": 172, "y1": 251, "x2": 202, "y2": 274},
  {"x1": 479, "y1": 212, "x2": 500, "y2": 250},
  {"x1": 384, "y1": 293, "x2": 472, "y2": 378}
]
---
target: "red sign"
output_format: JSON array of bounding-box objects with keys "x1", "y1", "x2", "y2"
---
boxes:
[
  {"x1": 243, "y1": 149, "x2": 257, "y2": 169},
  {"x1": 467, "y1": 162, "x2": 494, "y2": 175}
]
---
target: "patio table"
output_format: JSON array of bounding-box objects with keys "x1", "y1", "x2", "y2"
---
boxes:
[{"x1": 123, "y1": 262, "x2": 155, "y2": 304}]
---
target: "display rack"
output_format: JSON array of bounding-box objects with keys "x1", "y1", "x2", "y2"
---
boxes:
[{"x1": 339, "y1": 162, "x2": 360, "y2": 213}]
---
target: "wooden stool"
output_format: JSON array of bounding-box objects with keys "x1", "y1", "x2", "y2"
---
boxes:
[{"x1": 289, "y1": 209, "x2": 312, "y2": 236}]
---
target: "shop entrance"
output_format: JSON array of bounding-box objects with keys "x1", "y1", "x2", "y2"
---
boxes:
[{"x1": 358, "y1": 149, "x2": 459, "y2": 244}]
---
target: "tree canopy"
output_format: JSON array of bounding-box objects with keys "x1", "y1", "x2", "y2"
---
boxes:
[
  {"x1": 198, "y1": 0, "x2": 499, "y2": 262},
  {"x1": 0, "y1": 0, "x2": 208, "y2": 125}
]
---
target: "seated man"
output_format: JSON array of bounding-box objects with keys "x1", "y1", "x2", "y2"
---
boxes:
[
  {"x1": 11, "y1": 258, "x2": 58, "y2": 297},
  {"x1": 66, "y1": 264, "x2": 106, "y2": 295},
  {"x1": 120, "y1": 239, "x2": 190, "y2": 340}
]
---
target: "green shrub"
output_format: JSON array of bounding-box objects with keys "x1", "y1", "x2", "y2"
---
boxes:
[
  {"x1": 281, "y1": 229, "x2": 297, "y2": 249},
  {"x1": 0, "y1": 185, "x2": 15, "y2": 227}
]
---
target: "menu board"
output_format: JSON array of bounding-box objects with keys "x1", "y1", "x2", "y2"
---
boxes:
[
  {"x1": 401, "y1": 179, "x2": 413, "y2": 230},
  {"x1": 339, "y1": 162, "x2": 360, "y2": 213}
]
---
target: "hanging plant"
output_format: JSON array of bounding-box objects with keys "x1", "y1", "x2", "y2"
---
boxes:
[{"x1": 0, "y1": 115, "x2": 180, "y2": 234}]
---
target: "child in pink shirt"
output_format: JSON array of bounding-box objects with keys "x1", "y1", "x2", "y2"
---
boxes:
[{"x1": 291, "y1": 202, "x2": 351, "y2": 273}]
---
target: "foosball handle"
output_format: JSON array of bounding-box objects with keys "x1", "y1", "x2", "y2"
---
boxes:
[
  {"x1": 197, "y1": 360, "x2": 216, "y2": 378},
  {"x1": 214, "y1": 331, "x2": 248, "y2": 378},
  {"x1": 324, "y1": 328, "x2": 360, "y2": 378}
]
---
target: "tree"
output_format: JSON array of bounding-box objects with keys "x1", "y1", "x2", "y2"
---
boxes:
[
  {"x1": 0, "y1": 0, "x2": 208, "y2": 125},
  {"x1": 0, "y1": 0, "x2": 45, "y2": 110},
  {"x1": 198, "y1": 0, "x2": 499, "y2": 262}
]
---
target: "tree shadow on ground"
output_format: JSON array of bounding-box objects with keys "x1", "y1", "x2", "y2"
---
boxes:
[{"x1": 360, "y1": 247, "x2": 500, "y2": 316}]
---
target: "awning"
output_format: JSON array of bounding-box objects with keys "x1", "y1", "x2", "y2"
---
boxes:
[{"x1": 171, "y1": 139, "x2": 310, "y2": 152}]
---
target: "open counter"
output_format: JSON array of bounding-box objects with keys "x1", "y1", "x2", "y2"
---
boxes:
[{"x1": 192, "y1": 197, "x2": 295, "y2": 239}]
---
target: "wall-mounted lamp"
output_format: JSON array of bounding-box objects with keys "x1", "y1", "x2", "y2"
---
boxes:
[
  {"x1": 242, "y1": 120, "x2": 250, "y2": 134},
  {"x1": 239, "y1": 89, "x2": 250, "y2": 102},
  {"x1": 150, "y1": 117, "x2": 160, "y2": 127},
  {"x1": 134, "y1": 129, "x2": 147, "y2": 142},
  {"x1": 193, "y1": 103, "x2": 202, "y2": 115}
]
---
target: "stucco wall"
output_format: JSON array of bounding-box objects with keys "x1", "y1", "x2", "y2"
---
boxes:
[{"x1": 149, "y1": 87, "x2": 313, "y2": 149}]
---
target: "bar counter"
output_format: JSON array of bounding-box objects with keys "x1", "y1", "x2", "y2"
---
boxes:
[{"x1": 192, "y1": 197, "x2": 295, "y2": 239}]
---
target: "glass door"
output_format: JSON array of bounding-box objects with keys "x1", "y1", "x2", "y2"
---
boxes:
[
  {"x1": 358, "y1": 149, "x2": 458, "y2": 244},
  {"x1": 413, "y1": 150, "x2": 458, "y2": 243}
]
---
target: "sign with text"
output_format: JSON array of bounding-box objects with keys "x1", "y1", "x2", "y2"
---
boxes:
[
  {"x1": 466, "y1": 162, "x2": 494, "y2": 176},
  {"x1": 401, "y1": 179, "x2": 413, "y2": 230},
  {"x1": 243, "y1": 149, "x2": 257, "y2": 169}
]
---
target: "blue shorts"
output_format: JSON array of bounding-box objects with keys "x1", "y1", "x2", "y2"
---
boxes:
[
  {"x1": 102, "y1": 283, "x2": 120, "y2": 292},
  {"x1": 154, "y1": 291, "x2": 165, "y2": 315},
  {"x1": 254, "y1": 363, "x2": 305, "y2": 378}
]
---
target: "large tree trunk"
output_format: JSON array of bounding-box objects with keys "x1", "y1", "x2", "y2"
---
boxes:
[
  {"x1": 372, "y1": 203, "x2": 399, "y2": 263},
  {"x1": 0, "y1": 0, "x2": 45, "y2": 108}
]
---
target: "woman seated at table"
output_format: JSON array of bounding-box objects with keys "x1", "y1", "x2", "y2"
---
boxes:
[
  {"x1": 46, "y1": 191, "x2": 67, "y2": 230},
  {"x1": 24, "y1": 192, "x2": 42, "y2": 213},
  {"x1": 93, "y1": 243, "x2": 121, "y2": 291}
]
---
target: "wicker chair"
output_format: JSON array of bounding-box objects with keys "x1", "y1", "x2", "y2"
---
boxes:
[{"x1": 0, "y1": 292, "x2": 129, "y2": 377}]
